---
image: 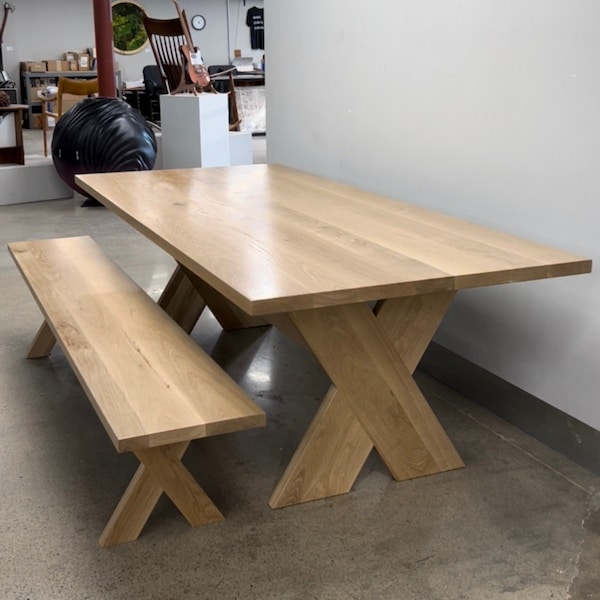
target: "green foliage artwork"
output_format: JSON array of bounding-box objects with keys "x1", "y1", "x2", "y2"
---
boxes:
[{"x1": 112, "y1": 1, "x2": 148, "y2": 55}]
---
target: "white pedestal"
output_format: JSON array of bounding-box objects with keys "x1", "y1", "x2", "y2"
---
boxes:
[
  {"x1": 0, "y1": 113, "x2": 16, "y2": 147},
  {"x1": 0, "y1": 156, "x2": 73, "y2": 206},
  {"x1": 228, "y1": 131, "x2": 253, "y2": 165},
  {"x1": 160, "y1": 94, "x2": 230, "y2": 169}
]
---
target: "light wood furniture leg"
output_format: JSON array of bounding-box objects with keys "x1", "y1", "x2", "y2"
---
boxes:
[
  {"x1": 180, "y1": 265, "x2": 268, "y2": 331},
  {"x1": 10, "y1": 236, "x2": 266, "y2": 547},
  {"x1": 158, "y1": 265, "x2": 207, "y2": 333},
  {"x1": 26, "y1": 320, "x2": 57, "y2": 358},
  {"x1": 269, "y1": 292, "x2": 463, "y2": 508},
  {"x1": 99, "y1": 441, "x2": 224, "y2": 547},
  {"x1": 42, "y1": 99, "x2": 49, "y2": 158}
]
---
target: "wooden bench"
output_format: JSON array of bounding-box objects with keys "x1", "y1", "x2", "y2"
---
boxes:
[{"x1": 8, "y1": 235, "x2": 266, "y2": 547}]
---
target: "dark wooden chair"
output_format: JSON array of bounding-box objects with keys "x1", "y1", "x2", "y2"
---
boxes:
[
  {"x1": 141, "y1": 14, "x2": 240, "y2": 129},
  {"x1": 208, "y1": 65, "x2": 240, "y2": 131},
  {"x1": 142, "y1": 13, "x2": 208, "y2": 95}
]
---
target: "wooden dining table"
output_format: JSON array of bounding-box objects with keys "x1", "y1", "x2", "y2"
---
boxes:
[{"x1": 76, "y1": 164, "x2": 592, "y2": 509}]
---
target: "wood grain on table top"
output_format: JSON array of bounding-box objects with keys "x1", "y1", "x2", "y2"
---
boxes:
[{"x1": 76, "y1": 164, "x2": 592, "y2": 316}]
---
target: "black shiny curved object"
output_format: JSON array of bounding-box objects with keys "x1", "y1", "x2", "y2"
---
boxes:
[{"x1": 52, "y1": 97, "x2": 157, "y2": 196}]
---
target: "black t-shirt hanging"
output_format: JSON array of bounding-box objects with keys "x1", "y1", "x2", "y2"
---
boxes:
[{"x1": 246, "y1": 7, "x2": 264, "y2": 50}]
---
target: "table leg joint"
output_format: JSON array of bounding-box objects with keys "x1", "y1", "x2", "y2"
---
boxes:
[{"x1": 269, "y1": 294, "x2": 463, "y2": 508}]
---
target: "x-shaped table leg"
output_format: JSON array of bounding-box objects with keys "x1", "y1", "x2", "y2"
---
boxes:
[
  {"x1": 269, "y1": 291, "x2": 464, "y2": 508},
  {"x1": 159, "y1": 263, "x2": 267, "y2": 332},
  {"x1": 158, "y1": 265, "x2": 207, "y2": 333},
  {"x1": 99, "y1": 441, "x2": 224, "y2": 547}
]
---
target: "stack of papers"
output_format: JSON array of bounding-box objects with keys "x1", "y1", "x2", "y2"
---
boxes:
[
  {"x1": 232, "y1": 57, "x2": 254, "y2": 72},
  {"x1": 124, "y1": 79, "x2": 145, "y2": 90}
]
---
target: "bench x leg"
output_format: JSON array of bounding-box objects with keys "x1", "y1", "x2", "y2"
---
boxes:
[
  {"x1": 99, "y1": 441, "x2": 224, "y2": 547},
  {"x1": 269, "y1": 292, "x2": 464, "y2": 508}
]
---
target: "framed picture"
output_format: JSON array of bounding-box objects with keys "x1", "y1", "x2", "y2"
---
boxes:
[{"x1": 112, "y1": 0, "x2": 149, "y2": 55}]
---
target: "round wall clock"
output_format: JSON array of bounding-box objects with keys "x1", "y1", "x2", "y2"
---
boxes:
[{"x1": 191, "y1": 14, "x2": 206, "y2": 31}]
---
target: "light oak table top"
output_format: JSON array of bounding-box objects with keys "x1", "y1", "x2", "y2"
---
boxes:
[
  {"x1": 77, "y1": 164, "x2": 591, "y2": 316},
  {"x1": 77, "y1": 164, "x2": 592, "y2": 509}
]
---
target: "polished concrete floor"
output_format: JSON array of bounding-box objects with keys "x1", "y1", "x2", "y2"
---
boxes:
[{"x1": 1, "y1": 133, "x2": 599, "y2": 599}]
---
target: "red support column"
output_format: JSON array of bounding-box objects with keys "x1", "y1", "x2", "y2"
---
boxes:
[{"x1": 93, "y1": 0, "x2": 116, "y2": 97}]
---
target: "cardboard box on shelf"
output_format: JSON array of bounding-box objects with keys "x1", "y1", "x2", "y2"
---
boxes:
[
  {"x1": 29, "y1": 114, "x2": 44, "y2": 129},
  {"x1": 46, "y1": 60, "x2": 71, "y2": 72},
  {"x1": 20, "y1": 61, "x2": 47, "y2": 72},
  {"x1": 63, "y1": 50, "x2": 97, "y2": 71},
  {"x1": 28, "y1": 85, "x2": 47, "y2": 99},
  {"x1": 78, "y1": 54, "x2": 91, "y2": 71}
]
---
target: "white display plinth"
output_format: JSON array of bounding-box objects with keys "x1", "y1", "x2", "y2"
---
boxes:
[
  {"x1": 228, "y1": 131, "x2": 253, "y2": 166},
  {"x1": 0, "y1": 113, "x2": 16, "y2": 147},
  {"x1": 0, "y1": 156, "x2": 73, "y2": 206},
  {"x1": 160, "y1": 93, "x2": 230, "y2": 169}
]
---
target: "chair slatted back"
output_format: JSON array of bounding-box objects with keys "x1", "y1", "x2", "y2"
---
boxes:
[{"x1": 142, "y1": 14, "x2": 189, "y2": 94}]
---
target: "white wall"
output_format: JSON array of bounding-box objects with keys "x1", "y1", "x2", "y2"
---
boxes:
[
  {"x1": 265, "y1": 0, "x2": 600, "y2": 430},
  {"x1": 2, "y1": 0, "x2": 95, "y2": 81}
]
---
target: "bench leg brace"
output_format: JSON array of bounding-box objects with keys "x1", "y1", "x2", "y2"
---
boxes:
[
  {"x1": 25, "y1": 318, "x2": 227, "y2": 547},
  {"x1": 26, "y1": 320, "x2": 57, "y2": 358},
  {"x1": 99, "y1": 441, "x2": 224, "y2": 547}
]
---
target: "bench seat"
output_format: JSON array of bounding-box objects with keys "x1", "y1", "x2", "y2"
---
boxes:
[{"x1": 8, "y1": 235, "x2": 266, "y2": 546}]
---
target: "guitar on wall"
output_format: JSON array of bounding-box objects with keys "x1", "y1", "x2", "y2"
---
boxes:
[{"x1": 172, "y1": 0, "x2": 211, "y2": 89}]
